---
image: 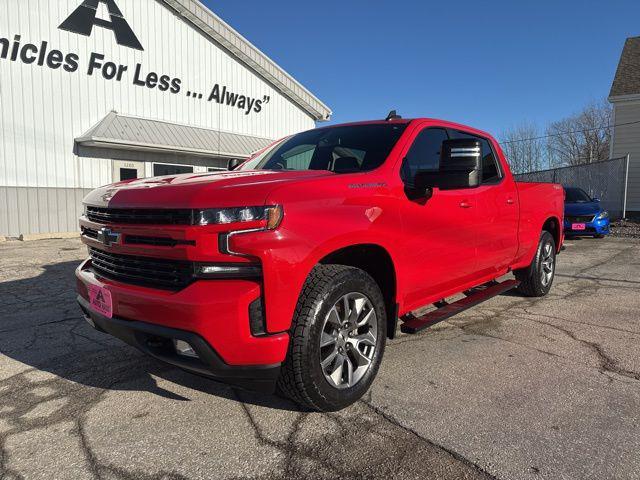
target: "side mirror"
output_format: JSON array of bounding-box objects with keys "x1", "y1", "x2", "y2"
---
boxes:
[
  {"x1": 415, "y1": 139, "x2": 481, "y2": 191},
  {"x1": 227, "y1": 158, "x2": 243, "y2": 171},
  {"x1": 592, "y1": 197, "x2": 600, "y2": 203}
]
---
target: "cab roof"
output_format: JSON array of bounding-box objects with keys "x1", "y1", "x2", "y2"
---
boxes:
[{"x1": 320, "y1": 118, "x2": 496, "y2": 142}]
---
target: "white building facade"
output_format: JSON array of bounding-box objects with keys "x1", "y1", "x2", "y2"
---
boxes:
[
  {"x1": 0, "y1": 0, "x2": 331, "y2": 237},
  {"x1": 609, "y1": 36, "x2": 640, "y2": 217}
]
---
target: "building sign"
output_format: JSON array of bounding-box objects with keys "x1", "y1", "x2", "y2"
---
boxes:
[
  {"x1": 0, "y1": 1, "x2": 271, "y2": 115},
  {"x1": 59, "y1": 0, "x2": 144, "y2": 51}
]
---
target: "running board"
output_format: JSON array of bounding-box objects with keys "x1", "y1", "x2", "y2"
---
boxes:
[{"x1": 399, "y1": 279, "x2": 520, "y2": 334}]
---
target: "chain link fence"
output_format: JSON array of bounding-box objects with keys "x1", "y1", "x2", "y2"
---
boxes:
[{"x1": 514, "y1": 156, "x2": 630, "y2": 219}]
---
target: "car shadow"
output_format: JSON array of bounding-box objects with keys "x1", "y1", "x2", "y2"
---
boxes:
[{"x1": 0, "y1": 259, "x2": 303, "y2": 412}]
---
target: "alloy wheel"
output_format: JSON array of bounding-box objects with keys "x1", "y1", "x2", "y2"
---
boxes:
[
  {"x1": 541, "y1": 241, "x2": 555, "y2": 287},
  {"x1": 319, "y1": 292, "x2": 378, "y2": 389}
]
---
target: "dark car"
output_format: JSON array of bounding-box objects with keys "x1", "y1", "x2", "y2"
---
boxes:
[{"x1": 564, "y1": 187, "x2": 610, "y2": 238}]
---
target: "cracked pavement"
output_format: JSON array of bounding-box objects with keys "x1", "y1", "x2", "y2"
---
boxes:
[{"x1": 0, "y1": 237, "x2": 639, "y2": 480}]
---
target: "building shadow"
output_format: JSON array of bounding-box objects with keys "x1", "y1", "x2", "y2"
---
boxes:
[{"x1": 0, "y1": 259, "x2": 302, "y2": 412}]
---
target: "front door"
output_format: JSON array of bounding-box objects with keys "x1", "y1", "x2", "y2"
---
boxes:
[{"x1": 396, "y1": 126, "x2": 479, "y2": 311}]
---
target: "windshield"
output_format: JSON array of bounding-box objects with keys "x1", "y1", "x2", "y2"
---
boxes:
[
  {"x1": 565, "y1": 188, "x2": 592, "y2": 203},
  {"x1": 240, "y1": 124, "x2": 408, "y2": 173}
]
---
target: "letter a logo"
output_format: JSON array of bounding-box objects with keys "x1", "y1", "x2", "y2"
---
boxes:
[{"x1": 59, "y1": 0, "x2": 144, "y2": 51}]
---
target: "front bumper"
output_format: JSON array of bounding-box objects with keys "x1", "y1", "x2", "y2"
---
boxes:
[
  {"x1": 75, "y1": 260, "x2": 289, "y2": 391},
  {"x1": 564, "y1": 218, "x2": 610, "y2": 236},
  {"x1": 77, "y1": 295, "x2": 281, "y2": 392}
]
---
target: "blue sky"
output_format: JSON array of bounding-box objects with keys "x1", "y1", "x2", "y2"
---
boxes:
[{"x1": 204, "y1": 0, "x2": 640, "y2": 137}]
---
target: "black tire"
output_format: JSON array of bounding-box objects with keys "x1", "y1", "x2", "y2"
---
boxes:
[
  {"x1": 595, "y1": 234, "x2": 606, "y2": 239},
  {"x1": 277, "y1": 265, "x2": 387, "y2": 412},
  {"x1": 515, "y1": 231, "x2": 556, "y2": 297}
]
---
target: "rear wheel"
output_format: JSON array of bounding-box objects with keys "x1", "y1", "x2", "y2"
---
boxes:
[
  {"x1": 277, "y1": 265, "x2": 386, "y2": 411},
  {"x1": 515, "y1": 231, "x2": 556, "y2": 297}
]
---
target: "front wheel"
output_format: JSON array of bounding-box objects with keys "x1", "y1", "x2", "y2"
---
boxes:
[
  {"x1": 277, "y1": 265, "x2": 386, "y2": 411},
  {"x1": 515, "y1": 231, "x2": 557, "y2": 297}
]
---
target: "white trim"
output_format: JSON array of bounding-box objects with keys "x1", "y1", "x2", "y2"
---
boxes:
[
  {"x1": 160, "y1": 0, "x2": 332, "y2": 121},
  {"x1": 608, "y1": 93, "x2": 640, "y2": 104},
  {"x1": 610, "y1": 104, "x2": 616, "y2": 159},
  {"x1": 81, "y1": 139, "x2": 253, "y2": 159}
]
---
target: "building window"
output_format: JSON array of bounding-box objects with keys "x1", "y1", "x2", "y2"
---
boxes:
[
  {"x1": 119, "y1": 168, "x2": 138, "y2": 181},
  {"x1": 153, "y1": 163, "x2": 194, "y2": 177}
]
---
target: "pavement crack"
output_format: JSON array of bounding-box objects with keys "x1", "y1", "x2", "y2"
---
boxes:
[
  {"x1": 521, "y1": 314, "x2": 640, "y2": 382},
  {"x1": 76, "y1": 417, "x2": 190, "y2": 480},
  {"x1": 233, "y1": 390, "x2": 362, "y2": 479},
  {"x1": 359, "y1": 396, "x2": 498, "y2": 480}
]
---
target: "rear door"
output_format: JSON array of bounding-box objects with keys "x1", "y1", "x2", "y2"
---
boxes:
[
  {"x1": 397, "y1": 126, "x2": 479, "y2": 310},
  {"x1": 449, "y1": 130, "x2": 519, "y2": 276}
]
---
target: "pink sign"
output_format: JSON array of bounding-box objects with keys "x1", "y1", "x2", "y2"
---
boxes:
[{"x1": 88, "y1": 285, "x2": 113, "y2": 318}]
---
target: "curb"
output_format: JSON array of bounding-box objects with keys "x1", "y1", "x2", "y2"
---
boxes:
[{"x1": 18, "y1": 232, "x2": 80, "y2": 242}]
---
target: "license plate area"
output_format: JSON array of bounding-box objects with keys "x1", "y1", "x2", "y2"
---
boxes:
[
  {"x1": 571, "y1": 223, "x2": 586, "y2": 231},
  {"x1": 88, "y1": 284, "x2": 113, "y2": 318}
]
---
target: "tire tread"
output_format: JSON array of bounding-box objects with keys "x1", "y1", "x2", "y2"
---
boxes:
[
  {"x1": 277, "y1": 265, "x2": 383, "y2": 411},
  {"x1": 516, "y1": 231, "x2": 555, "y2": 297}
]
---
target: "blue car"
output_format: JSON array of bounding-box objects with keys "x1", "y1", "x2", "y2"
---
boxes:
[{"x1": 564, "y1": 187, "x2": 610, "y2": 238}]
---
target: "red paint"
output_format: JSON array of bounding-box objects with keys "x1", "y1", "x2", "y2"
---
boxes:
[{"x1": 76, "y1": 118, "x2": 564, "y2": 367}]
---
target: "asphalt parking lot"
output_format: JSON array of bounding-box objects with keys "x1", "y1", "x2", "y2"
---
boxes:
[{"x1": 0, "y1": 237, "x2": 639, "y2": 480}]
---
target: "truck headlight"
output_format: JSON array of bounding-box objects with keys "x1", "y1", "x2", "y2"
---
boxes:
[
  {"x1": 596, "y1": 211, "x2": 609, "y2": 220},
  {"x1": 196, "y1": 205, "x2": 283, "y2": 229}
]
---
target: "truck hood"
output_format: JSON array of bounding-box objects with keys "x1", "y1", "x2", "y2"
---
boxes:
[
  {"x1": 83, "y1": 170, "x2": 333, "y2": 208},
  {"x1": 564, "y1": 201, "x2": 601, "y2": 216}
]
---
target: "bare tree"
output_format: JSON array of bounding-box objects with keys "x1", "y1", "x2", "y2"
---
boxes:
[
  {"x1": 499, "y1": 122, "x2": 545, "y2": 174},
  {"x1": 546, "y1": 99, "x2": 612, "y2": 166}
]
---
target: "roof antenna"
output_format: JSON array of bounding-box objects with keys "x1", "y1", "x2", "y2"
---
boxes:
[{"x1": 385, "y1": 110, "x2": 402, "y2": 121}]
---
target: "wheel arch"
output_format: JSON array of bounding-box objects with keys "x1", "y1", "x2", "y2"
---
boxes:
[
  {"x1": 319, "y1": 244, "x2": 398, "y2": 339},
  {"x1": 542, "y1": 216, "x2": 562, "y2": 251}
]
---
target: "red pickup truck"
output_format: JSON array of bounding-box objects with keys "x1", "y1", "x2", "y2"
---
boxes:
[{"x1": 76, "y1": 116, "x2": 564, "y2": 411}]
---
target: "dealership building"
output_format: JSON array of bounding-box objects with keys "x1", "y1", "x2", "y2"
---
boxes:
[{"x1": 0, "y1": 0, "x2": 331, "y2": 237}]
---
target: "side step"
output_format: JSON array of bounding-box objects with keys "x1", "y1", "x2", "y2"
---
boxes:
[{"x1": 400, "y1": 279, "x2": 520, "y2": 334}]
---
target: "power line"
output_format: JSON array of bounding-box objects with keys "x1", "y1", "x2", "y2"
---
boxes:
[{"x1": 498, "y1": 119, "x2": 640, "y2": 145}]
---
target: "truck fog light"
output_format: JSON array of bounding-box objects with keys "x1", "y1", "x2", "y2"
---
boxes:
[
  {"x1": 174, "y1": 339, "x2": 198, "y2": 358},
  {"x1": 196, "y1": 264, "x2": 262, "y2": 278}
]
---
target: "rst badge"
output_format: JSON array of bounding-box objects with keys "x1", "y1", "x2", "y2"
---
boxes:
[{"x1": 59, "y1": 0, "x2": 144, "y2": 51}]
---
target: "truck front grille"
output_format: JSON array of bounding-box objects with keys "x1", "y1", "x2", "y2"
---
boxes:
[
  {"x1": 89, "y1": 247, "x2": 194, "y2": 290},
  {"x1": 86, "y1": 206, "x2": 193, "y2": 225},
  {"x1": 566, "y1": 215, "x2": 595, "y2": 223}
]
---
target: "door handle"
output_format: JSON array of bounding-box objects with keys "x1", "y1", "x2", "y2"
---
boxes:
[
  {"x1": 506, "y1": 198, "x2": 515, "y2": 205},
  {"x1": 459, "y1": 201, "x2": 472, "y2": 209}
]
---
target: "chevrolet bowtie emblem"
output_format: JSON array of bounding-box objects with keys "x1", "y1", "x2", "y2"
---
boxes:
[{"x1": 96, "y1": 227, "x2": 121, "y2": 247}]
